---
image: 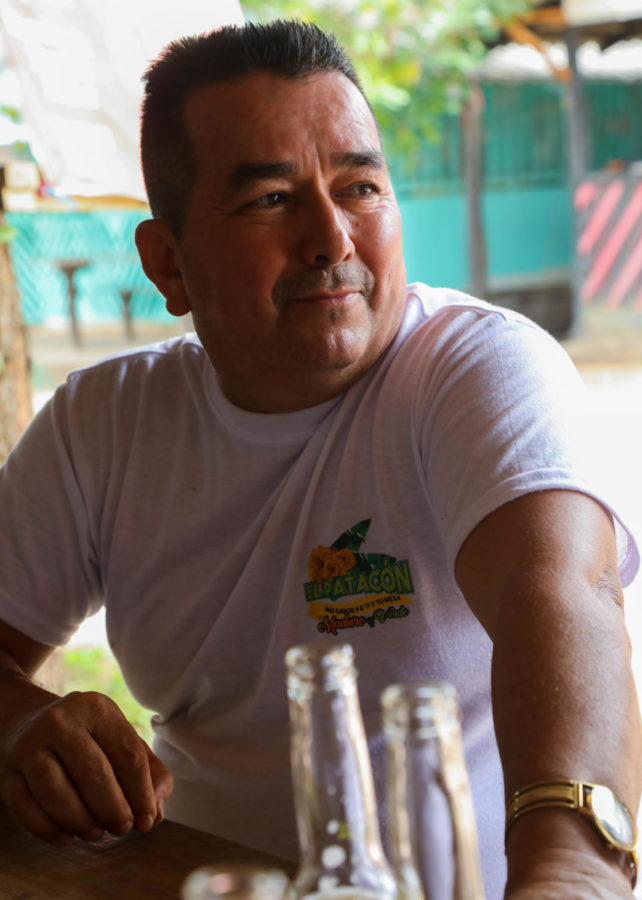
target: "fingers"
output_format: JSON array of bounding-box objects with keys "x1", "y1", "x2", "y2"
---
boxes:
[
  {"x1": 20, "y1": 743, "x2": 104, "y2": 838},
  {"x1": 76, "y1": 700, "x2": 157, "y2": 833},
  {"x1": 1, "y1": 690, "x2": 172, "y2": 843},
  {"x1": 145, "y1": 742, "x2": 174, "y2": 825},
  {"x1": 1, "y1": 770, "x2": 75, "y2": 846}
]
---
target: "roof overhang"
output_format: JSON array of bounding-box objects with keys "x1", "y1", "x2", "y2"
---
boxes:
[{"x1": 498, "y1": 1, "x2": 642, "y2": 80}]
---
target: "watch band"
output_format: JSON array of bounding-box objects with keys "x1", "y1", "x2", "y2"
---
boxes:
[{"x1": 505, "y1": 779, "x2": 638, "y2": 889}]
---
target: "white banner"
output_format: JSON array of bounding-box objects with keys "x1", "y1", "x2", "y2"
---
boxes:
[{"x1": 0, "y1": 0, "x2": 244, "y2": 199}]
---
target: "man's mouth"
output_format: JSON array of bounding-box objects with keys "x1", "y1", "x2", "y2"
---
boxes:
[
  {"x1": 273, "y1": 264, "x2": 374, "y2": 306},
  {"x1": 292, "y1": 289, "x2": 360, "y2": 304}
]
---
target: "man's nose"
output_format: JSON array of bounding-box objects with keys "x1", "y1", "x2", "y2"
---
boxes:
[{"x1": 297, "y1": 194, "x2": 355, "y2": 268}]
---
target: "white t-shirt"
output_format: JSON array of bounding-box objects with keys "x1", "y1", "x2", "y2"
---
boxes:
[{"x1": 0, "y1": 284, "x2": 637, "y2": 899}]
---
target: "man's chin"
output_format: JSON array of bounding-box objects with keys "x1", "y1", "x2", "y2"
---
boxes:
[{"x1": 286, "y1": 329, "x2": 371, "y2": 372}]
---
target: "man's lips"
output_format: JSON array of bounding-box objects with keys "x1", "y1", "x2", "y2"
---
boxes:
[{"x1": 291, "y1": 289, "x2": 361, "y2": 303}]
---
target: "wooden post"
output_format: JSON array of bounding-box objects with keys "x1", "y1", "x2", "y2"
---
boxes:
[
  {"x1": 462, "y1": 77, "x2": 487, "y2": 300},
  {"x1": 564, "y1": 25, "x2": 590, "y2": 334},
  {"x1": 564, "y1": 26, "x2": 590, "y2": 191},
  {"x1": 120, "y1": 289, "x2": 135, "y2": 340},
  {"x1": 59, "y1": 261, "x2": 85, "y2": 347}
]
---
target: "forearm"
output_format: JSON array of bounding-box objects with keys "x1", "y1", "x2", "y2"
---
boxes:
[{"x1": 492, "y1": 568, "x2": 642, "y2": 896}]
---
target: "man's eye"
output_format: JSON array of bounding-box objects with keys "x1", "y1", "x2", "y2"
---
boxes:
[
  {"x1": 346, "y1": 183, "x2": 380, "y2": 197},
  {"x1": 248, "y1": 191, "x2": 288, "y2": 209}
]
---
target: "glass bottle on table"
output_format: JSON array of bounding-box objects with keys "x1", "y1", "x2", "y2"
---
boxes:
[
  {"x1": 181, "y1": 863, "x2": 290, "y2": 899},
  {"x1": 381, "y1": 682, "x2": 485, "y2": 900},
  {"x1": 285, "y1": 642, "x2": 398, "y2": 900}
]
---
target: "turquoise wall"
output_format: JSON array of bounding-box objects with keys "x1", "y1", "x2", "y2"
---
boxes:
[
  {"x1": 398, "y1": 192, "x2": 467, "y2": 289},
  {"x1": 398, "y1": 185, "x2": 573, "y2": 292}
]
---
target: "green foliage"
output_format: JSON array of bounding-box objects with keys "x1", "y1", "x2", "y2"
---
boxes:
[
  {"x1": 0, "y1": 225, "x2": 17, "y2": 244},
  {"x1": 9, "y1": 141, "x2": 33, "y2": 161},
  {"x1": 0, "y1": 104, "x2": 20, "y2": 123},
  {"x1": 244, "y1": 0, "x2": 535, "y2": 162},
  {"x1": 0, "y1": 105, "x2": 33, "y2": 161},
  {"x1": 62, "y1": 646, "x2": 154, "y2": 744}
]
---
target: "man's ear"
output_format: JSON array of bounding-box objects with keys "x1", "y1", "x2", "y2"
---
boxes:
[{"x1": 135, "y1": 218, "x2": 191, "y2": 318}]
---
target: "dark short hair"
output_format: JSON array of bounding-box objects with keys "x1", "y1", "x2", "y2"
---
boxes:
[{"x1": 140, "y1": 19, "x2": 369, "y2": 237}]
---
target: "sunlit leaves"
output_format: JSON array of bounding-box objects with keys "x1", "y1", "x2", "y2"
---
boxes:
[{"x1": 0, "y1": 104, "x2": 20, "y2": 123}]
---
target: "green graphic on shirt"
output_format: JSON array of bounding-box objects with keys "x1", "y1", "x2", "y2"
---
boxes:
[{"x1": 304, "y1": 519, "x2": 415, "y2": 634}]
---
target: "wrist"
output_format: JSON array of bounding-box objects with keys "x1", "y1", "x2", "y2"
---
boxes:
[
  {"x1": 0, "y1": 668, "x2": 60, "y2": 734},
  {"x1": 506, "y1": 779, "x2": 638, "y2": 890},
  {"x1": 506, "y1": 806, "x2": 635, "y2": 897}
]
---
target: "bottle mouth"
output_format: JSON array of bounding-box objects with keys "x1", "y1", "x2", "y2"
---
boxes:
[
  {"x1": 285, "y1": 642, "x2": 357, "y2": 694},
  {"x1": 381, "y1": 681, "x2": 460, "y2": 737},
  {"x1": 181, "y1": 864, "x2": 289, "y2": 899}
]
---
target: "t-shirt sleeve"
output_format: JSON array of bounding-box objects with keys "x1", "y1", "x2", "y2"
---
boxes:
[
  {"x1": 0, "y1": 384, "x2": 104, "y2": 646},
  {"x1": 414, "y1": 305, "x2": 639, "y2": 587}
]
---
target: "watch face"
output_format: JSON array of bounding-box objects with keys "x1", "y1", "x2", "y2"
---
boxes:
[{"x1": 590, "y1": 785, "x2": 637, "y2": 849}]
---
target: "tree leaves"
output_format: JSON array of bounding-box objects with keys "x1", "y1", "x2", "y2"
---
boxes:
[{"x1": 0, "y1": 104, "x2": 20, "y2": 123}]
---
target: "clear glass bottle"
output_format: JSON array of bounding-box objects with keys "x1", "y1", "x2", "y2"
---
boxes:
[
  {"x1": 381, "y1": 682, "x2": 485, "y2": 900},
  {"x1": 285, "y1": 642, "x2": 398, "y2": 900},
  {"x1": 181, "y1": 864, "x2": 290, "y2": 899}
]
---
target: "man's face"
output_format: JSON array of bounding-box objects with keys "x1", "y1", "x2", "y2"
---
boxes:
[{"x1": 166, "y1": 71, "x2": 407, "y2": 412}]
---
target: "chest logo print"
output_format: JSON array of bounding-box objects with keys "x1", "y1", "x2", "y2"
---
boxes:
[{"x1": 303, "y1": 519, "x2": 415, "y2": 635}]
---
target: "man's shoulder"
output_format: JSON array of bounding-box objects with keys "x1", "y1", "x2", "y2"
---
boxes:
[
  {"x1": 397, "y1": 282, "x2": 546, "y2": 356},
  {"x1": 51, "y1": 333, "x2": 212, "y2": 422},
  {"x1": 404, "y1": 282, "x2": 535, "y2": 329},
  {"x1": 66, "y1": 333, "x2": 207, "y2": 385}
]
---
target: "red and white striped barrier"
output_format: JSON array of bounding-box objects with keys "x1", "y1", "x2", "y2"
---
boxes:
[{"x1": 575, "y1": 172, "x2": 642, "y2": 309}]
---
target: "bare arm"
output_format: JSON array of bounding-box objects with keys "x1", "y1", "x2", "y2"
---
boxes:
[
  {"x1": 456, "y1": 489, "x2": 642, "y2": 899},
  {"x1": 0, "y1": 620, "x2": 173, "y2": 845}
]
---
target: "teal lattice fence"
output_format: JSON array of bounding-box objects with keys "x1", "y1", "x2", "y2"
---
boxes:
[{"x1": 7, "y1": 210, "x2": 169, "y2": 326}]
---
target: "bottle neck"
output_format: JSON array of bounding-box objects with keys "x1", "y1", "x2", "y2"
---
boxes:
[
  {"x1": 286, "y1": 644, "x2": 397, "y2": 899},
  {"x1": 383, "y1": 683, "x2": 485, "y2": 900},
  {"x1": 290, "y1": 681, "x2": 386, "y2": 866}
]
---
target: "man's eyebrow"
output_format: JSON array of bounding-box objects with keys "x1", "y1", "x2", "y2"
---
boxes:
[
  {"x1": 335, "y1": 150, "x2": 387, "y2": 170},
  {"x1": 230, "y1": 160, "x2": 294, "y2": 190}
]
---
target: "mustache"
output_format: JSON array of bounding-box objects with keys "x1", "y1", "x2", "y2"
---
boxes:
[{"x1": 273, "y1": 264, "x2": 375, "y2": 302}]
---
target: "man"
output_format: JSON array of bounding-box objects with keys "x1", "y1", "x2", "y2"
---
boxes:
[{"x1": 0, "y1": 20, "x2": 639, "y2": 899}]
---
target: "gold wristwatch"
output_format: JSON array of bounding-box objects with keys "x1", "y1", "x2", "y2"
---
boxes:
[{"x1": 505, "y1": 779, "x2": 638, "y2": 888}]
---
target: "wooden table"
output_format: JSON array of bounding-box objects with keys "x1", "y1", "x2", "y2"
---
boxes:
[{"x1": 0, "y1": 804, "x2": 295, "y2": 898}]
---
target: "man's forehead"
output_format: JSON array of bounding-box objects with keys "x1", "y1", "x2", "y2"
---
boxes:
[{"x1": 185, "y1": 70, "x2": 378, "y2": 138}]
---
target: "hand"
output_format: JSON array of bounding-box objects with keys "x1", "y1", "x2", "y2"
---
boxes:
[{"x1": 0, "y1": 689, "x2": 173, "y2": 845}]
